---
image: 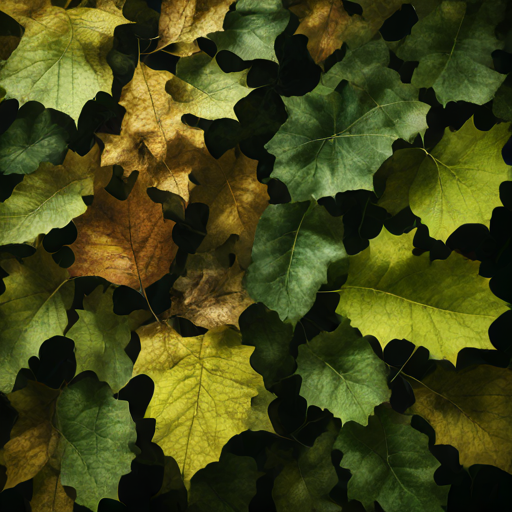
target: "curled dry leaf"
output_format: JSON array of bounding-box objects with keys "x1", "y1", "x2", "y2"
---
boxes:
[{"x1": 69, "y1": 171, "x2": 177, "y2": 291}]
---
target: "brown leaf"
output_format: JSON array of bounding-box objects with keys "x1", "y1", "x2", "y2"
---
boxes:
[
  {"x1": 0, "y1": 36, "x2": 21, "y2": 61},
  {"x1": 98, "y1": 62, "x2": 207, "y2": 202},
  {"x1": 31, "y1": 465, "x2": 74, "y2": 512},
  {"x1": 290, "y1": 0, "x2": 402, "y2": 63},
  {"x1": 170, "y1": 243, "x2": 254, "y2": 329},
  {"x1": 190, "y1": 148, "x2": 269, "y2": 268},
  {"x1": 157, "y1": 0, "x2": 233, "y2": 54},
  {"x1": 0, "y1": 0, "x2": 51, "y2": 25},
  {"x1": 69, "y1": 171, "x2": 177, "y2": 291}
]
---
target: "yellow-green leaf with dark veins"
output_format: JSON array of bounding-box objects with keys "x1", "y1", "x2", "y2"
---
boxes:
[
  {"x1": 66, "y1": 285, "x2": 134, "y2": 393},
  {"x1": 0, "y1": 145, "x2": 99, "y2": 245},
  {"x1": 132, "y1": 322, "x2": 272, "y2": 486},
  {"x1": 407, "y1": 364, "x2": 512, "y2": 473},
  {"x1": 336, "y1": 228, "x2": 508, "y2": 364},
  {"x1": 166, "y1": 52, "x2": 252, "y2": 120},
  {"x1": 378, "y1": 118, "x2": 512, "y2": 241},
  {"x1": 0, "y1": 1, "x2": 130, "y2": 121},
  {"x1": 295, "y1": 318, "x2": 390, "y2": 425},
  {"x1": 0, "y1": 246, "x2": 73, "y2": 393}
]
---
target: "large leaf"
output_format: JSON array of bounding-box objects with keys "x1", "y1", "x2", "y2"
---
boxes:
[
  {"x1": 335, "y1": 405, "x2": 448, "y2": 512},
  {"x1": 166, "y1": 53, "x2": 252, "y2": 120},
  {"x1": 66, "y1": 285, "x2": 134, "y2": 393},
  {"x1": 266, "y1": 42, "x2": 429, "y2": 201},
  {"x1": 208, "y1": 0, "x2": 290, "y2": 63},
  {"x1": 69, "y1": 172, "x2": 177, "y2": 291},
  {"x1": 245, "y1": 201, "x2": 345, "y2": 324},
  {"x1": 189, "y1": 147, "x2": 268, "y2": 268},
  {"x1": 336, "y1": 228, "x2": 508, "y2": 363},
  {"x1": 0, "y1": 145, "x2": 98, "y2": 245},
  {"x1": 3, "y1": 377, "x2": 137, "y2": 511},
  {"x1": 407, "y1": 364, "x2": 512, "y2": 473},
  {"x1": 132, "y1": 322, "x2": 271, "y2": 485},
  {"x1": 396, "y1": 0, "x2": 506, "y2": 106},
  {"x1": 0, "y1": 105, "x2": 68, "y2": 175},
  {"x1": 295, "y1": 317, "x2": 390, "y2": 425},
  {"x1": 0, "y1": 246, "x2": 72, "y2": 393},
  {"x1": 0, "y1": 2, "x2": 130, "y2": 121},
  {"x1": 377, "y1": 118, "x2": 512, "y2": 241}
]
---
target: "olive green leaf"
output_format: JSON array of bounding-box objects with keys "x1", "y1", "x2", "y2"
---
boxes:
[
  {"x1": 266, "y1": 421, "x2": 341, "y2": 512},
  {"x1": 266, "y1": 42, "x2": 429, "y2": 201},
  {"x1": 188, "y1": 452, "x2": 261, "y2": 511},
  {"x1": 336, "y1": 228, "x2": 508, "y2": 364},
  {"x1": 0, "y1": 246, "x2": 73, "y2": 393},
  {"x1": 295, "y1": 317, "x2": 390, "y2": 425},
  {"x1": 245, "y1": 201, "x2": 346, "y2": 325},
  {"x1": 396, "y1": 0, "x2": 506, "y2": 106},
  {"x1": 132, "y1": 322, "x2": 272, "y2": 485},
  {"x1": 0, "y1": 2, "x2": 131, "y2": 121},
  {"x1": 378, "y1": 118, "x2": 512, "y2": 241},
  {"x1": 240, "y1": 303, "x2": 295, "y2": 389},
  {"x1": 56, "y1": 376, "x2": 137, "y2": 511},
  {"x1": 335, "y1": 405, "x2": 448, "y2": 512},
  {"x1": 493, "y1": 75, "x2": 512, "y2": 122},
  {"x1": 208, "y1": 0, "x2": 290, "y2": 63},
  {"x1": 407, "y1": 364, "x2": 512, "y2": 474},
  {"x1": 166, "y1": 53, "x2": 253, "y2": 120},
  {"x1": 66, "y1": 285, "x2": 134, "y2": 393},
  {"x1": 0, "y1": 105, "x2": 68, "y2": 175},
  {"x1": 0, "y1": 145, "x2": 99, "y2": 245}
]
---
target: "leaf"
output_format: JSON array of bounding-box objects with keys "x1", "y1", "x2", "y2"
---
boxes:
[
  {"x1": 289, "y1": 0, "x2": 403, "y2": 64},
  {"x1": 493, "y1": 75, "x2": 512, "y2": 122},
  {"x1": 267, "y1": 422, "x2": 341, "y2": 512},
  {"x1": 335, "y1": 405, "x2": 448, "y2": 512},
  {"x1": 166, "y1": 53, "x2": 252, "y2": 120},
  {"x1": 407, "y1": 364, "x2": 512, "y2": 473},
  {"x1": 0, "y1": 246, "x2": 73, "y2": 393},
  {"x1": 156, "y1": 0, "x2": 233, "y2": 54},
  {"x1": 239, "y1": 303, "x2": 295, "y2": 389},
  {"x1": 170, "y1": 248, "x2": 254, "y2": 329},
  {"x1": 378, "y1": 118, "x2": 512, "y2": 241},
  {"x1": 0, "y1": 2, "x2": 130, "y2": 121},
  {"x1": 295, "y1": 317, "x2": 390, "y2": 425},
  {"x1": 66, "y1": 285, "x2": 134, "y2": 392},
  {"x1": 69, "y1": 172, "x2": 177, "y2": 291},
  {"x1": 245, "y1": 201, "x2": 346, "y2": 324},
  {"x1": 188, "y1": 452, "x2": 260, "y2": 511},
  {"x1": 3, "y1": 376, "x2": 137, "y2": 512},
  {"x1": 31, "y1": 465, "x2": 74, "y2": 512},
  {"x1": 336, "y1": 228, "x2": 508, "y2": 364},
  {"x1": 189, "y1": 147, "x2": 269, "y2": 268},
  {"x1": 207, "y1": 0, "x2": 290, "y2": 63},
  {"x1": 132, "y1": 322, "x2": 270, "y2": 485},
  {"x1": 396, "y1": 0, "x2": 506, "y2": 106},
  {"x1": 266, "y1": 42, "x2": 429, "y2": 201},
  {"x1": 0, "y1": 105, "x2": 68, "y2": 176},
  {"x1": 0, "y1": 145, "x2": 98, "y2": 245}
]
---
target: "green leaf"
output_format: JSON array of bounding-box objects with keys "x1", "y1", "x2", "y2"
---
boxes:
[
  {"x1": 266, "y1": 42, "x2": 429, "y2": 200},
  {"x1": 493, "y1": 75, "x2": 512, "y2": 122},
  {"x1": 66, "y1": 285, "x2": 133, "y2": 393},
  {"x1": 407, "y1": 364, "x2": 512, "y2": 474},
  {"x1": 0, "y1": 105, "x2": 68, "y2": 175},
  {"x1": 245, "y1": 201, "x2": 346, "y2": 324},
  {"x1": 0, "y1": 246, "x2": 73, "y2": 393},
  {"x1": 267, "y1": 422, "x2": 341, "y2": 512},
  {"x1": 336, "y1": 228, "x2": 508, "y2": 364},
  {"x1": 295, "y1": 317, "x2": 390, "y2": 425},
  {"x1": 378, "y1": 118, "x2": 512, "y2": 241},
  {"x1": 208, "y1": 0, "x2": 290, "y2": 63},
  {"x1": 335, "y1": 405, "x2": 448, "y2": 512},
  {"x1": 0, "y1": 4, "x2": 130, "y2": 121},
  {"x1": 188, "y1": 452, "x2": 260, "y2": 511},
  {"x1": 166, "y1": 53, "x2": 253, "y2": 120},
  {"x1": 56, "y1": 376, "x2": 137, "y2": 511},
  {"x1": 396, "y1": 0, "x2": 506, "y2": 106},
  {"x1": 240, "y1": 303, "x2": 295, "y2": 389},
  {"x1": 0, "y1": 146, "x2": 97, "y2": 245}
]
